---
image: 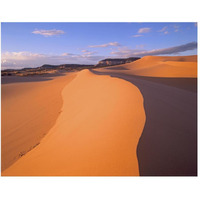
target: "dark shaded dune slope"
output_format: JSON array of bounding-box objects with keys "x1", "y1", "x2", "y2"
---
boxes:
[{"x1": 92, "y1": 70, "x2": 197, "y2": 176}]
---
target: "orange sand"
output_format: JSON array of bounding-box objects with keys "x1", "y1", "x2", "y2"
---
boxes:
[
  {"x1": 92, "y1": 55, "x2": 197, "y2": 175},
  {"x1": 1, "y1": 73, "x2": 76, "y2": 171},
  {"x1": 2, "y1": 55, "x2": 196, "y2": 176},
  {"x1": 95, "y1": 55, "x2": 197, "y2": 78},
  {"x1": 2, "y1": 70, "x2": 146, "y2": 176}
]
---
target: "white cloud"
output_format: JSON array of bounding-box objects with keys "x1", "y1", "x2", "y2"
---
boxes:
[
  {"x1": 2, "y1": 51, "x2": 46, "y2": 60},
  {"x1": 1, "y1": 51, "x2": 104, "y2": 69},
  {"x1": 2, "y1": 42, "x2": 197, "y2": 70},
  {"x1": 138, "y1": 27, "x2": 151, "y2": 33},
  {"x1": 32, "y1": 29, "x2": 65, "y2": 37},
  {"x1": 132, "y1": 34, "x2": 143, "y2": 38},
  {"x1": 89, "y1": 42, "x2": 121, "y2": 48}
]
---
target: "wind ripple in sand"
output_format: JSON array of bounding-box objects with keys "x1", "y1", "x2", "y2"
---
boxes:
[{"x1": 2, "y1": 69, "x2": 146, "y2": 176}]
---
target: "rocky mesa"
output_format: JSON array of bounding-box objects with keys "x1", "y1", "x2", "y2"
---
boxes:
[{"x1": 95, "y1": 57, "x2": 140, "y2": 67}]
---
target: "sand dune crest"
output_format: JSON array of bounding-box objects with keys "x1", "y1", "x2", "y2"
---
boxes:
[
  {"x1": 95, "y1": 55, "x2": 197, "y2": 78},
  {"x1": 2, "y1": 70, "x2": 146, "y2": 176}
]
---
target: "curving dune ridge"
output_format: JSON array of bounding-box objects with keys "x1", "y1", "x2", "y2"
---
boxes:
[
  {"x1": 97, "y1": 55, "x2": 197, "y2": 78},
  {"x1": 2, "y1": 55, "x2": 197, "y2": 176},
  {"x1": 93, "y1": 55, "x2": 197, "y2": 176},
  {"x1": 2, "y1": 70, "x2": 146, "y2": 176}
]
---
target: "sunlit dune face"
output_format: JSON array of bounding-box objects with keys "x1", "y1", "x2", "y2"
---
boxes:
[
  {"x1": 95, "y1": 55, "x2": 197, "y2": 78},
  {"x1": 2, "y1": 70, "x2": 146, "y2": 176},
  {"x1": 1, "y1": 73, "x2": 77, "y2": 171}
]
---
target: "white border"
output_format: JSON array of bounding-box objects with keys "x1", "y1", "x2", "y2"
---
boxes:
[{"x1": 0, "y1": 0, "x2": 199, "y2": 200}]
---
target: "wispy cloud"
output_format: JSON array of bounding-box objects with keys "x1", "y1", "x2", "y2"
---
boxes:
[
  {"x1": 158, "y1": 26, "x2": 169, "y2": 34},
  {"x1": 1, "y1": 51, "x2": 105, "y2": 69},
  {"x1": 81, "y1": 50, "x2": 89, "y2": 53},
  {"x1": 81, "y1": 50, "x2": 97, "y2": 55},
  {"x1": 132, "y1": 34, "x2": 143, "y2": 38},
  {"x1": 173, "y1": 25, "x2": 179, "y2": 32},
  {"x1": 32, "y1": 29, "x2": 65, "y2": 37},
  {"x1": 61, "y1": 53, "x2": 76, "y2": 56},
  {"x1": 158, "y1": 26, "x2": 168, "y2": 32},
  {"x1": 138, "y1": 27, "x2": 151, "y2": 33},
  {"x1": 89, "y1": 42, "x2": 121, "y2": 48},
  {"x1": 2, "y1": 42, "x2": 197, "y2": 70},
  {"x1": 110, "y1": 42, "x2": 197, "y2": 57},
  {"x1": 2, "y1": 51, "x2": 46, "y2": 60},
  {"x1": 136, "y1": 44, "x2": 145, "y2": 49}
]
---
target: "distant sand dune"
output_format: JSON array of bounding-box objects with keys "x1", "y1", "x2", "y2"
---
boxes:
[
  {"x1": 95, "y1": 55, "x2": 197, "y2": 78},
  {"x1": 2, "y1": 69, "x2": 146, "y2": 176}
]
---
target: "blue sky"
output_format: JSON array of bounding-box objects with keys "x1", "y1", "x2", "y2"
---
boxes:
[{"x1": 1, "y1": 22, "x2": 197, "y2": 69}]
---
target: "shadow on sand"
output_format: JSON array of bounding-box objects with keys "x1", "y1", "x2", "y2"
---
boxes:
[{"x1": 92, "y1": 70, "x2": 197, "y2": 176}]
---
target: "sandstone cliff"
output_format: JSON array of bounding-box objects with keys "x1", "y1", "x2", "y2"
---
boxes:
[{"x1": 95, "y1": 57, "x2": 140, "y2": 67}]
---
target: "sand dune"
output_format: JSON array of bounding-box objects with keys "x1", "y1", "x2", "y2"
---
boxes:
[
  {"x1": 2, "y1": 69, "x2": 146, "y2": 176},
  {"x1": 92, "y1": 55, "x2": 197, "y2": 175},
  {"x1": 2, "y1": 55, "x2": 197, "y2": 176},
  {"x1": 1, "y1": 73, "x2": 76, "y2": 171},
  {"x1": 96, "y1": 55, "x2": 197, "y2": 78}
]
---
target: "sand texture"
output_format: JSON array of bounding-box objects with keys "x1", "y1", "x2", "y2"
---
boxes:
[
  {"x1": 96, "y1": 55, "x2": 197, "y2": 78},
  {"x1": 92, "y1": 55, "x2": 197, "y2": 175},
  {"x1": 2, "y1": 70, "x2": 145, "y2": 176},
  {"x1": 1, "y1": 55, "x2": 197, "y2": 176},
  {"x1": 1, "y1": 73, "x2": 76, "y2": 171}
]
